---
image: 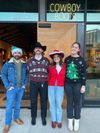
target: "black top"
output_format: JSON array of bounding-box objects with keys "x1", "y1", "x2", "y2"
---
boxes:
[{"x1": 65, "y1": 55, "x2": 87, "y2": 85}]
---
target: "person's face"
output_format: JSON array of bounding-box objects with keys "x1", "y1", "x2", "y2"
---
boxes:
[
  {"x1": 34, "y1": 47, "x2": 43, "y2": 55},
  {"x1": 53, "y1": 54, "x2": 60, "y2": 64},
  {"x1": 71, "y1": 43, "x2": 80, "y2": 55},
  {"x1": 13, "y1": 51, "x2": 22, "y2": 60}
]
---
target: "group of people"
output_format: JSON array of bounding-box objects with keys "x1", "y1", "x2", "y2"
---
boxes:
[{"x1": 1, "y1": 42, "x2": 86, "y2": 133}]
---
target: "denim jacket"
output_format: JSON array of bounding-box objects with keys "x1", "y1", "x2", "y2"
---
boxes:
[{"x1": 1, "y1": 58, "x2": 28, "y2": 90}]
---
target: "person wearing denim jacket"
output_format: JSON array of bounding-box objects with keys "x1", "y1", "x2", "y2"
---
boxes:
[{"x1": 1, "y1": 46, "x2": 28, "y2": 133}]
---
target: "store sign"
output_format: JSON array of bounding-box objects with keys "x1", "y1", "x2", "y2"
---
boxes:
[{"x1": 49, "y1": 3, "x2": 81, "y2": 13}]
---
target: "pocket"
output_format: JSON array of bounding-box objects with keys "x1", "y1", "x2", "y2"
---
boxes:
[
  {"x1": 8, "y1": 67, "x2": 14, "y2": 73},
  {"x1": 7, "y1": 88, "x2": 15, "y2": 95}
]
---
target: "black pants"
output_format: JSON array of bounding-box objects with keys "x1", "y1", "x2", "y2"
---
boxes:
[
  {"x1": 65, "y1": 82, "x2": 82, "y2": 119},
  {"x1": 30, "y1": 81, "x2": 48, "y2": 119}
]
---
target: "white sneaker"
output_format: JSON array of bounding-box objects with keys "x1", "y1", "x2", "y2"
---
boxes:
[
  {"x1": 68, "y1": 119, "x2": 73, "y2": 131},
  {"x1": 74, "y1": 119, "x2": 80, "y2": 131}
]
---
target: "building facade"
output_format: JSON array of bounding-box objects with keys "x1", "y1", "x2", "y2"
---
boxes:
[{"x1": 0, "y1": 0, "x2": 100, "y2": 107}]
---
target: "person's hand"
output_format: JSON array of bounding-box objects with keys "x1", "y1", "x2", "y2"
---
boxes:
[
  {"x1": 80, "y1": 85, "x2": 86, "y2": 93},
  {"x1": 8, "y1": 87, "x2": 14, "y2": 91},
  {"x1": 22, "y1": 85, "x2": 25, "y2": 89}
]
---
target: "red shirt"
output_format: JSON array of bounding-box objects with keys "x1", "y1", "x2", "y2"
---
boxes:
[{"x1": 48, "y1": 64, "x2": 66, "y2": 86}]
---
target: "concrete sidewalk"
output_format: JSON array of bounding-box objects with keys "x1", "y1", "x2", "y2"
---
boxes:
[{"x1": 0, "y1": 108, "x2": 100, "y2": 133}]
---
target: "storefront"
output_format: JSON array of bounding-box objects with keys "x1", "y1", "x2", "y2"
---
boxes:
[{"x1": 0, "y1": 0, "x2": 100, "y2": 107}]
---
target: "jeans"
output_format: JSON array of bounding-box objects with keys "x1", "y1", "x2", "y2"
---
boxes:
[
  {"x1": 5, "y1": 87, "x2": 24, "y2": 125},
  {"x1": 30, "y1": 81, "x2": 48, "y2": 119},
  {"x1": 48, "y1": 86, "x2": 64, "y2": 123},
  {"x1": 65, "y1": 82, "x2": 82, "y2": 119}
]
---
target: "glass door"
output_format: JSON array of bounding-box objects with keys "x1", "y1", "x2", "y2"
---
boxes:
[{"x1": 85, "y1": 24, "x2": 100, "y2": 106}]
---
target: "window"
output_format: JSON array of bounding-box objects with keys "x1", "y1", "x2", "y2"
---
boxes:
[
  {"x1": 0, "y1": 0, "x2": 38, "y2": 12},
  {"x1": 85, "y1": 25, "x2": 100, "y2": 102},
  {"x1": 0, "y1": 0, "x2": 38, "y2": 21},
  {"x1": 87, "y1": 0, "x2": 100, "y2": 22}
]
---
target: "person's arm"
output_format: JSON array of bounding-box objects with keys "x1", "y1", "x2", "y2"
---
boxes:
[
  {"x1": 80, "y1": 59, "x2": 87, "y2": 93},
  {"x1": 64, "y1": 57, "x2": 66, "y2": 63},
  {"x1": 48, "y1": 65, "x2": 51, "y2": 81},
  {"x1": 45, "y1": 57, "x2": 50, "y2": 73},
  {"x1": 22, "y1": 62, "x2": 29, "y2": 89},
  {"x1": 63, "y1": 63, "x2": 66, "y2": 81},
  {"x1": 1, "y1": 62, "x2": 10, "y2": 90}
]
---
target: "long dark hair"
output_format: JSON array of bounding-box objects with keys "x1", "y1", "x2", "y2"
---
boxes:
[
  {"x1": 51, "y1": 54, "x2": 63, "y2": 67},
  {"x1": 72, "y1": 42, "x2": 81, "y2": 56}
]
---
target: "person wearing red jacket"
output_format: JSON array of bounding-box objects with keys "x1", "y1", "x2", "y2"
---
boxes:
[{"x1": 48, "y1": 50, "x2": 66, "y2": 129}]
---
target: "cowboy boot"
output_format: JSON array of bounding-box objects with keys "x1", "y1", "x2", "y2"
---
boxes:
[
  {"x1": 74, "y1": 119, "x2": 80, "y2": 131},
  {"x1": 15, "y1": 118, "x2": 24, "y2": 125},
  {"x1": 68, "y1": 119, "x2": 73, "y2": 131},
  {"x1": 3, "y1": 125, "x2": 10, "y2": 133}
]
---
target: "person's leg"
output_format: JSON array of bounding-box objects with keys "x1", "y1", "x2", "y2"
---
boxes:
[
  {"x1": 73, "y1": 83, "x2": 82, "y2": 131},
  {"x1": 5, "y1": 89, "x2": 16, "y2": 125},
  {"x1": 48, "y1": 86, "x2": 56, "y2": 121},
  {"x1": 65, "y1": 82, "x2": 74, "y2": 119},
  {"x1": 39, "y1": 82, "x2": 48, "y2": 125},
  {"x1": 30, "y1": 81, "x2": 38, "y2": 125},
  {"x1": 56, "y1": 86, "x2": 64, "y2": 128},
  {"x1": 13, "y1": 87, "x2": 24, "y2": 124},
  {"x1": 56, "y1": 86, "x2": 64, "y2": 123},
  {"x1": 3, "y1": 89, "x2": 16, "y2": 133},
  {"x1": 48, "y1": 86, "x2": 56, "y2": 128},
  {"x1": 73, "y1": 83, "x2": 82, "y2": 119},
  {"x1": 65, "y1": 82, "x2": 74, "y2": 131}
]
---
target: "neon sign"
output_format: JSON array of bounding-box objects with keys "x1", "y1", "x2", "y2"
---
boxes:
[{"x1": 49, "y1": 3, "x2": 81, "y2": 13}]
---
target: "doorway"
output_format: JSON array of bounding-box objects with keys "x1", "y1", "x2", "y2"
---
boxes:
[
  {"x1": 0, "y1": 23, "x2": 37, "y2": 107},
  {"x1": 37, "y1": 22, "x2": 82, "y2": 109}
]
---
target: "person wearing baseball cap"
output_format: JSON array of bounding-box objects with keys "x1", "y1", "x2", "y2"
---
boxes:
[
  {"x1": 48, "y1": 50, "x2": 66, "y2": 129},
  {"x1": 1, "y1": 46, "x2": 28, "y2": 133}
]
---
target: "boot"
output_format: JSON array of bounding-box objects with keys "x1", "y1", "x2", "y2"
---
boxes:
[
  {"x1": 57, "y1": 122, "x2": 62, "y2": 128},
  {"x1": 74, "y1": 119, "x2": 80, "y2": 131},
  {"x1": 68, "y1": 119, "x2": 73, "y2": 131},
  {"x1": 42, "y1": 117, "x2": 46, "y2": 125},
  {"x1": 3, "y1": 125, "x2": 10, "y2": 133},
  {"x1": 15, "y1": 118, "x2": 24, "y2": 125},
  {"x1": 51, "y1": 122, "x2": 56, "y2": 128},
  {"x1": 31, "y1": 117, "x2": 36, "y2": 125}
]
